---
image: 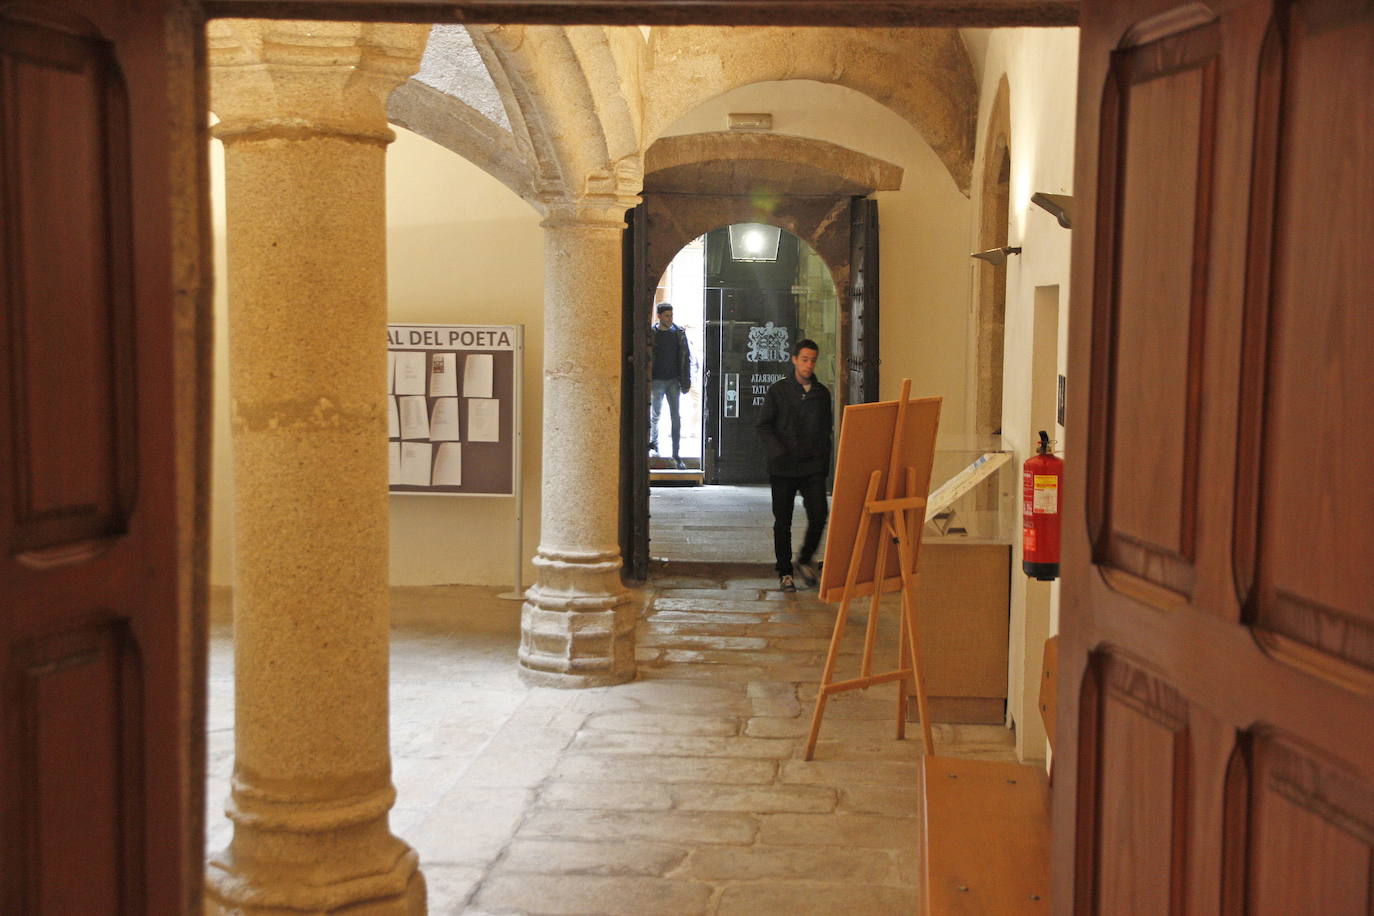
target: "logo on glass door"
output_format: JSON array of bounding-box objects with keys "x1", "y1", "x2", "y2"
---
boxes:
[{"x1": 746, "y1": 322, "x2": 790, "y2": 363}]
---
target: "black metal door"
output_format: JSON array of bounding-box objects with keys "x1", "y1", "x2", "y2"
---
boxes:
[
  {"x1": 619, "y1": 204, "x2": 650, "y2": 580},
  {"x1": 846, "y1": 196, "x2": 880, "y2": 406},
  {"x1": 703, "y1": 287, "x2": 722, "y2": 483}
]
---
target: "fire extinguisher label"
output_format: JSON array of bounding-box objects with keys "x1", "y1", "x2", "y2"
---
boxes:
[{"x1": 1033, "y1": 475, "x2": 1059, "y2": 513}]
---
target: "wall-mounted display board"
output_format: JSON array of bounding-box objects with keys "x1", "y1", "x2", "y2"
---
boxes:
[{"x1": 387, "y1": 324, "x2": 522, "y2": 496}]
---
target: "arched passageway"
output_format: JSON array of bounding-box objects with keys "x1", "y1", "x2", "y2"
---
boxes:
[
  {"x1": 622, "y1": 122, "x2": 901, "y2": 578},
  {"x1": 644, "y1": 226, "x2": 840, "y2": 566}
]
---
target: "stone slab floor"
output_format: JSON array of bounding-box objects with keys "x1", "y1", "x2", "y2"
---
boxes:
[
  {"x1": 646, "y1": 484, "x2": 821, "y2": 566},
  {"x1": 207, "y1": 567, "x2": 1022, "y2": 915}
]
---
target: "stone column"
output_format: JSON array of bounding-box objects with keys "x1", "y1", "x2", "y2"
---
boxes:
[
  {"x1": 519, "y1": 200, "x2": 638, "y2": 686},
  {"x1": 206, "y1": 21, "x2": 428, "y2": 914}
]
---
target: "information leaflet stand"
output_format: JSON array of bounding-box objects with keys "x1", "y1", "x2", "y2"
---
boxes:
[
  {"x1": 387, "y1": 323, "x2": 525, "y2": 594},
  {"x1": 804, "y1": 380, "x2": 942, "y2": 760}
]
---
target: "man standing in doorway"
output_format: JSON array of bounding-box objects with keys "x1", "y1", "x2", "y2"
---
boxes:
[
  {"x1": 650, "y1": 303, "x2": 692, "y2": 469},
  {"x1": 757, "y1": 338, "x2": 832, "y2": 592}
]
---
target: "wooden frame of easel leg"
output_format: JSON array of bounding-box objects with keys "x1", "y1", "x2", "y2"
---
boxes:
[{"x1": 804, "y1": 381, "x2": 939, "y2": 761}]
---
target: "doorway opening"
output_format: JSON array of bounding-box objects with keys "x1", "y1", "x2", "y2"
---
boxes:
[
  {"x1": 13, "y1": 5, "x2": 1082, "y2": 911},
  {"x1": 648, "y1": 236, "x2": 706, "y2": 470},
  {"x1": 701, "y1": 224, "x2": 838, "y2": 486},
  {"x1": 645, "y1": 223, "x2": 838, "y2": 565}
]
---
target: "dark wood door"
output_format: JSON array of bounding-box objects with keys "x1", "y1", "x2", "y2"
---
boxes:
[
  {"x1": 620, "y1": 203, "x2": 650, "y2": 580},
  {"x1": 1058, "y1": 0, "x2": 1374, "y2": 911},
  {"x1": 703, "y1": 286, "x2": 723, "y2": 482},
  {"x1": 0, "y1": 3, "x2": 204, "y2": 912},
  {"x1": 846, "y1": 196, "x2": 879, "y2": 406}
]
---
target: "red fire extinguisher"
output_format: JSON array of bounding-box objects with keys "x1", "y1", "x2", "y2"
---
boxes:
[{"x1": 1023, "y1": 430, "x2": 1063, "y2": 581}]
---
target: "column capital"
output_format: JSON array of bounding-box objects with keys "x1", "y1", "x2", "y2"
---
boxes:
[
  {"x1": 539, "y1": 194, "x2": 641, "y2": 230},
  {"x1": 208, "y1": 20, "x2": 428, "y2": 144},
  {"x1": 539, "y1": 155, "x2": 643, "y2": 228}
]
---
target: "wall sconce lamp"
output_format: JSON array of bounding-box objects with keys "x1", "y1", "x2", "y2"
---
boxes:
[
  {"x1": 970, "y1": 246, "x2": 1022, "y2": 267},
  {"x1": 1031, "y1": 192, "x2": 1073, "y2": 229}
]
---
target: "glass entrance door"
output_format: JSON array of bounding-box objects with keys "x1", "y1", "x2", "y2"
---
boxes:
[{"x1": 706, "y1": 287, "x2": 800, "y2": 483}]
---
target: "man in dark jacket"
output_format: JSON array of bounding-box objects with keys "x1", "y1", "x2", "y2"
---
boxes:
[
  {"x1": 649, "y1": 303, "x2": 692, "y2": 469},
  {"x1": 757, "y1": 338, "x2": 832, "y2": 592}
]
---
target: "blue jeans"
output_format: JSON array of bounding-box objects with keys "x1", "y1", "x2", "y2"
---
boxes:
[{"x1": 650, "y1": 379, "x2": 682, "y2": 457}]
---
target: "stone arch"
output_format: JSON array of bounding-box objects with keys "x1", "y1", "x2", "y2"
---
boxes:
[
  {"x1": 642, "y1": 131, "x2": 901, "y2": 300},
  {"x1": 643, "y1": 27, "x2": 978, "y2": 194},
  {"x1": 477, "y1": 24, "x2": 643, "y2": 213},
  {"x1": 645, "y1": 131, "x2": 902, "y2": 197},
  {"x1": 387, "y1": 79, "x2": 539, "y2": 203},
  {"x1": 973, "y1": 74, "x2": 1013, "y2": 438},
  {"x1": 389, "y1": 25, "x2": 646, "y2": 217},
  {"x1": 641, "y1": 129, "x2": 900, "y2": 409},
  {"x1": 644, "y1": 203, "x2": 851, "y2": 311}
]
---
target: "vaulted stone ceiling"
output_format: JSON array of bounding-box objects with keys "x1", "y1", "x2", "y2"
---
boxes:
[
  {"x1": 643, "y1": 27, "x2": 977, "y2": 192},
  {"x1": 388, "y1": 24, "x2": 980, "y2": 213}
]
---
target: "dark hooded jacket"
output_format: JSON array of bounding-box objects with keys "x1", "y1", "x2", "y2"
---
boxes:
[{"x1": 757, "y1": 375, "x2": 833, "y2": 477}]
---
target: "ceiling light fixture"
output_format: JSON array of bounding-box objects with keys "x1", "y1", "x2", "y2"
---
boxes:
[{"x1": 728, "y1": 223, "x2": 781, "y2": 261}]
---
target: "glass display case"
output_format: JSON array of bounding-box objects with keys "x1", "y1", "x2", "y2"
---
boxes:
[{"x1": 923, "y1": 434, "x2": 1015, "y2": 544}]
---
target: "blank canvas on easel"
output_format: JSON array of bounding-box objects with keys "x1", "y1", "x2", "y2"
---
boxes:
[{"x1": 818, "y1": 396, "x2": 942, "y2": 603}]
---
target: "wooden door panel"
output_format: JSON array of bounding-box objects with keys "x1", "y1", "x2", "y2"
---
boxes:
[
  {"x1": 1236, "y1": 732, "x2": 1374, "y2": 915},
  {"x1": 1089, "y1": 19, "x2": 1218, "y2": 603},
  {"x1": 1111, "y1": 69, "x2": 1201, "y2": 554},
  {"x1": 1081, "y1": 653, "x2": 1189, "y2": 914},
  {"x1": 0, "y1": 12, "x2": 145, "y2": 910},
  {"x1": 1237, "y1": 0, "x2": 1374, "y2": 681},
  {"x1": 1252, "y1": 796, "x2": 1370, "y2": 915},
  {"x1": 1064, "y1": 0, "x2": 1374, "y2": 911},
  {"x1": 1, "y1": 2, "x2": 200, "y2": 913},
  {"x1": 18, "y1": 619, "x2": 142, "y2": 912},
  {"x1": 1, "y1": 16, "x2": 137, "y2": 554}
]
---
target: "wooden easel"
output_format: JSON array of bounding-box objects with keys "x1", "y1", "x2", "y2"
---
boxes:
[{"x1": 804, "y1": 380, "x2": 940, "y2": 761}]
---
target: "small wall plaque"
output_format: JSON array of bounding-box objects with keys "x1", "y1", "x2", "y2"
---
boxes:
[{"x1": 727, "y1": 112, "x2": 773, "y2": 131}]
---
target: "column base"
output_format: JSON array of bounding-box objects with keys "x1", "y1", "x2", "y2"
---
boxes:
[
  {"x1": 205, "y1": 782, "x2": 425, "y2": 915},
  {"x1": 206, "y1": 851, "x2": 424, "y2": 916},
  {"x1": 519, "y1": 546, "x2": 637, "y2": 687}
]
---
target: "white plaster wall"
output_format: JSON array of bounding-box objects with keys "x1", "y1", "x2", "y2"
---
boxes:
[
  {"x1": 662, "y1": 80, "x2": 974, "y2": 436},
  {"x1": 970, "y1": 27, "x2": 1079, "y2": 762},
  {"x1": 208, "y1": 125, "x2": 546, "y2": 588}
]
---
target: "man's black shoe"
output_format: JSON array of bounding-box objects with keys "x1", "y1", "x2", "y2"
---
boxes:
[
  {"x1": 779, "y1": 574, "x2": 797, "y2": 593},
  {"x1": 796, "y1": 558, "x2": 819, "y2": 588}
]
